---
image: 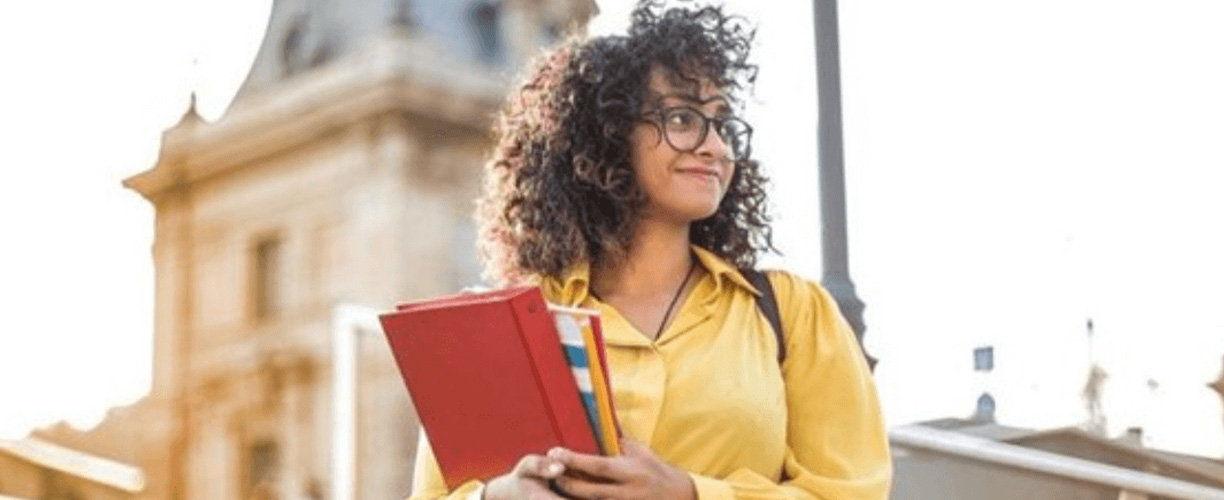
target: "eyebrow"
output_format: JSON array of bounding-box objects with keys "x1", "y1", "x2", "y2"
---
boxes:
[{"x1": 656, "y1": 92, "x2": 733, "y2": 115}]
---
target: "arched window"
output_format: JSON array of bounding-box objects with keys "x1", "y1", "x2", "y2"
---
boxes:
[
  {"x1": 42, "y1": 471, "x2": 82, "y2": 500},
  {"x1": 250, "y1": 235, "x2": 284, "y2": 323},
  {"x1": 470, "y1": 0, "x2": 503, "y2": 64},
  {"x1": 246, "y1": 439, "x2": 281, "y2": 499}
]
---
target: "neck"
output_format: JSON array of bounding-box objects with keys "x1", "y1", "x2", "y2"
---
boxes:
[{"x1": 592, "y1": 218, "x2": 694, "y2": 299}]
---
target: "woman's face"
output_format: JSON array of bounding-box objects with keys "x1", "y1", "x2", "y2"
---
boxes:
[{"x1": 629, "y1": 68, "x2": 736, "y2": 225}]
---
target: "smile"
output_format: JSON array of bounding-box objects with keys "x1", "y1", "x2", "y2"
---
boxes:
[{"x1": 675, "y1": 166, "x2": 721, "y2": 182}]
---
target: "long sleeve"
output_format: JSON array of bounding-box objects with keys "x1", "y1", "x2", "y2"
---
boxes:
[
  {"x1": 407, "y1": 428, "x2": 486, "y2": 500},
  {"x1": 687, "y1": 273, "x2": 892, "y2": 500}
]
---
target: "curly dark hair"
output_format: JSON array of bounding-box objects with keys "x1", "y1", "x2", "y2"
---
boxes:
[{"x1": 477, "y1": 0, "x2": 774, "y2": 284}]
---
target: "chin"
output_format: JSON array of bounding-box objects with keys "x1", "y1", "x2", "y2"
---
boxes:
[
  {"x1": 678, "y1": 201, "x2": 722, "y2": 222},
  {"x1": 649, "y1": 193, "x2": 725, "y2": 224}
]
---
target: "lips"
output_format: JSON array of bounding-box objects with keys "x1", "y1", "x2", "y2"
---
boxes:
[{"x1": 675, "y1": 165, "x2": 722, "y2": 182}]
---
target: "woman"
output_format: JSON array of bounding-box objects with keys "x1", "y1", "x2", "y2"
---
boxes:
[{"x1": 410, "y1": 2, "x2": 892, "y2": 499}]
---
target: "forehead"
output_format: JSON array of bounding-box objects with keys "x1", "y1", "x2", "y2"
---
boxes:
[{"x1": 645, "y1": 67, "x2": 729, "y2": 108}]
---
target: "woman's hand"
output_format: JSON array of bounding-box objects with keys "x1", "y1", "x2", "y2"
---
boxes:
[
  {"x1": 483, "y1": 453, "x2": 568, "y2": 500},
  {"x1": 548, "y1": 439, "x2": 696, "y2": 500}
]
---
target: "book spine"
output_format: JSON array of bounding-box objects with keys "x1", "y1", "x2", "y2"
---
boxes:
[
  {"x1": 580, "y1": 317, "x2": 620, "y2": 456},
  {"x1": 588, "y1": 316, "x2": 622, "y2": 440}
]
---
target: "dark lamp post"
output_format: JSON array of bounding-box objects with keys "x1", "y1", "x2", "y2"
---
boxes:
[{"x1": 813, "y1": 0, "x2": 875, "y2": 370}]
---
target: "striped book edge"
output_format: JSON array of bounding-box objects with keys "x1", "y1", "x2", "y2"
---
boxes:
[{"x1": 552, "y1": 312, "x2": 605, "y2": 454}]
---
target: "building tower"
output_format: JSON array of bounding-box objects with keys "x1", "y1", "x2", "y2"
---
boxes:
[
  {"x1": 123, "y1": 1, "x2": 596, "y2": 499},
  {"x1": 1081, "y1": 318, "x2": 1108, "y2": 436}
]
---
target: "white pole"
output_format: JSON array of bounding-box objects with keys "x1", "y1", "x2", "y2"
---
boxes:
[{"x1": 330, "y1": 304, "x2": 382, "y2": 500}]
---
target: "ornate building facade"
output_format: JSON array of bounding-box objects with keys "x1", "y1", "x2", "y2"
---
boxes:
[{"x1": 0, "y1": 2, "x2": 594, "y2": 500}]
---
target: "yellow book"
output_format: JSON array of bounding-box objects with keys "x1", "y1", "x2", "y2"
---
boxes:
[{"x1": 579, "y1": 315, "x2": 621, "y2": 456}]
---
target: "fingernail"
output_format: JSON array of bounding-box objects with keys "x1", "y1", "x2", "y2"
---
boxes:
[
  {"x1": 548, "y1": 448, "x2": 564, "y2": 459},
  {"x1": 547, "y1": 463, "x2": 564, "y2": 475}
]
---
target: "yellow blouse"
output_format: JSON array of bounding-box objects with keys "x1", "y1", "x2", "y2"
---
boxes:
[{"x1": 409, "y1": 246, "x2": 892, "y2": 500}]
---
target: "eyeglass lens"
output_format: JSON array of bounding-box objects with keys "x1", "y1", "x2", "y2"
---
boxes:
[{"x1": 660, "y1": 108, "x2": 750, "y2": 155}]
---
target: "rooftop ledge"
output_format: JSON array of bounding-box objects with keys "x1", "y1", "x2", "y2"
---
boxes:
[{"x1": 124, "y1": 33, "x2": 510, "y2": 202}]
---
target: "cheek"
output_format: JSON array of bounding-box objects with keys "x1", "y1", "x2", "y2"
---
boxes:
[
  {"x1": 630, "y1": 127, "x2": 669, "y2": 178},
  {"x1": 630, "y1": 126, "x2": 662, "y2": 157},
  {"x1": 720, "y1": 165, "x2": 737, "y2": 196}
]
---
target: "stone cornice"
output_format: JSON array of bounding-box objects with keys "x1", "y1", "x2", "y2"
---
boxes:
[
  {"x1": 0, "y1": 437, "x2": 146, "y2": 493},
  {"x1": 124, "y1": 33, "x2": 510, "y2": 202}
]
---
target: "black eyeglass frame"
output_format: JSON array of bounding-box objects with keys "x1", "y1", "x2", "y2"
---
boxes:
[{"x1": 639, "y1": 105, "x2": 754, "y2": 159}]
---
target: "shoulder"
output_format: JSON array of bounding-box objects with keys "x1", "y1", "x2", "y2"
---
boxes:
[
  {"x1": 757, "y1": 270, "x2": 841, "y2": 321},
  {"x1": 755, "y1": 269, "x2": 859, "y2": 362}
]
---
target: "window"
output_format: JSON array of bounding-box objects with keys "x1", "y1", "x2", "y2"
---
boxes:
[
  {"x1": 392, "y1": 0, "x2": 413, "y2": 26},
  {"x1": 41, "y1": 471, "x2": 81, "y2": 500},
  {"x1": 280, "y1": 17, "x2": 305, "y2": 76},
  {"x1": 252, "y1": 236, "x2": 284, "y2": 322},
  {"x1": 543, "y1": 22, "x2": 562, "y2": 44},
  {"x1": 973, "y1": 346, "x2": 994, "y2": 372},
  {"x1": 471, "y1": 0, "x2": 503, "y2": 64},
  {"x1": 246, "y1": 439, "x2": 281, "y2": 499}
]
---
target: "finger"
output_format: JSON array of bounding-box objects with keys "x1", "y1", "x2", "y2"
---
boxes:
[
  {"x1": 528, "y1": 478, "x2": 571, "y2": 500},
  {"x1": 553, "y1": 475, "x2": 624, "y2": 500},
  {"x1": 549, "y1": 447, "x2": 630, "y2": 482},
  {"x1": 618, "y1": 438, "x2": 647, "y2": 457},
  {"x1": 513, "y1": 454, "x2": 566, "y2": 480},
  {"x1": 619, "y1": 439, "x2": 666, "y2": 472}
]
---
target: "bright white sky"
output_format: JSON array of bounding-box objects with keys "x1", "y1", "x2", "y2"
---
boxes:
[{"x1": 1, "y1": 0, "x2": 1222, "y2": 459}]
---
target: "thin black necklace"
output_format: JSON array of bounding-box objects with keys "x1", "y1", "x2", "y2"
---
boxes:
[{"x1": 656, "y1": 259, "x2": 697, "y2": 339}]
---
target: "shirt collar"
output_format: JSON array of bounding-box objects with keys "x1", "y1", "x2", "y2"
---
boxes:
[
  {"x1": 691, "y1": 245, "x2": 762, "y2": 298},
  {"x1": 539, "y1": 260, "x2": 592, "y2": 306},
  {"x1": 540, "y1": 245, "x2": 760, "y2": 306}
]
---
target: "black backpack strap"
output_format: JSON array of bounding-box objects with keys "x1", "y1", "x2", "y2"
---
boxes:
[{"x1": 742, "y1": 269, "x2": 786, "y2": 364}]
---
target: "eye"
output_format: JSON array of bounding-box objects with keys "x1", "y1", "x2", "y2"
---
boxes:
[{"x1": 665, "y1": 108, "x2": 703, "y2": 132}]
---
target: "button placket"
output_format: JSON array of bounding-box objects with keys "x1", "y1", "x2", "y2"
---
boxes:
[{"x1": 633, "y1": 345, "x2": 667, "y2": 447}]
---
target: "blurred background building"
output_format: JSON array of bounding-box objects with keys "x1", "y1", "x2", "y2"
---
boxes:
[
  {"x1": 2, "y1": 1, "x2": 1223, "y2": 500},
  {"x1": 0, "y1": 1, "x2": 594, "y2": 499},
  {"x1": 889, "y1": 348, "x2": 1224, "y2": 499}
]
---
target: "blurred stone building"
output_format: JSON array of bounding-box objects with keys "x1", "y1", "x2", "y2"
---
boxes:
[
  {"x1": 890, "y1": 352, "x2": 1224, "y2": 500},
  {"x1": 0, "y1": 1, "x2": 594, "y2": 500},
  {"x1": 891, "y1": 418, "x2": 1224, "y2": 500}
]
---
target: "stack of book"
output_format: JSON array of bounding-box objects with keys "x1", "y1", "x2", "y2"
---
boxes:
[{"x1": 379, "y1": 286, "x2": 620, "y2": 489}]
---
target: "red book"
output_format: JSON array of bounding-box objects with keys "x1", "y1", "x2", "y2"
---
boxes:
[{"x1": 379, "y1": 286, "x2": 601, "y2": 489}]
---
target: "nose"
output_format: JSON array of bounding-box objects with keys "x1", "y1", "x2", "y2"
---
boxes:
[{"x1": 694, "y1": 124, "x2": 732, "y2": 161}]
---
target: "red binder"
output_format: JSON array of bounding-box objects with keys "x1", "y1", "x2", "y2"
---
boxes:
[{"x1": 379, "y1": 286, "x2": 601, "y2": 489}]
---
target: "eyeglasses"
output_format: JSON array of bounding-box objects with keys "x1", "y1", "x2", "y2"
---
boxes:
[{"x1": 641, "y1": 106, "x2": 752, "y2": 158}]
